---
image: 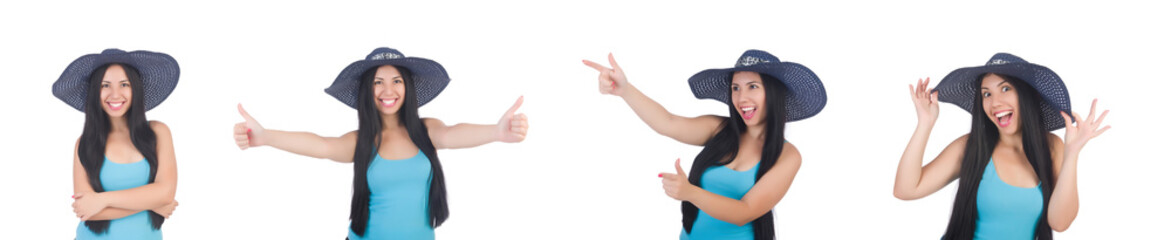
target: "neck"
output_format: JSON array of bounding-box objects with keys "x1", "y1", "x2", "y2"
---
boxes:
[
  {"x1": 997, "y1": 131, "x2": 1024, "y2": 152},
  {"x1": 109, "y1": 115, "x2": 130, "y2": 133},
  {"x1": 381, "y1": 112, "x2": 403, "y2": 130},
  {"x1": 743, "y1": 124, "x2": 766, "y2": 142}
]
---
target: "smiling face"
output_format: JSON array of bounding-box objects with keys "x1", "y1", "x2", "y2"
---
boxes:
[
  {"x1": 980, "y1": 73, "x2": 1022, "y2": 135},
  {"x1": 730, "y1": 71, "x2": 768, "y2": 127},
  {"x1": 371, "y1": 65, "x2": 407, "y2": 116},
  {"x1": 99, "y1": 64, "x2": 132, "y2": 118}
]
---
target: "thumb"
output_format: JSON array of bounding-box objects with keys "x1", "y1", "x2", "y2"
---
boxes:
[
  {"x1": 504, "y1": 96, "x2": 524, "y2": 116},
  {"x1": 238, "y1": 103, "x2": 256, "y2": 122},
  {"x1": 675, "y1": 158, "x2": 686, "y2": 177}
]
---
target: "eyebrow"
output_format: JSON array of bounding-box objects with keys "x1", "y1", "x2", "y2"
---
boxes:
[
  {"x1": 980, "y1": 80, "x2": 1008, "y2": 90},
  {"x1": 101, "y1": 79, "x2": 130, "y2": 83},
  {"x1": 374, "y1": 76, "x2": 403, "y2": 80},
  {"x1": 730, "y1": 81, "x2": 761, "y2": 85}
]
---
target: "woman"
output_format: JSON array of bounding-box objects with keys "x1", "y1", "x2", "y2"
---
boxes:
[
  {"x1": 894, "y1": 53, "x2": 1110, "y2": 239},
  {"x1": 583, "y1": 50, "x2": 826, "y2": 240},
  {"x1": 56, "y1": 49, "x2": 181, "y2": 239},
  {"x1": 233, "y1": 47, "x2": 528, "y2": 239}
]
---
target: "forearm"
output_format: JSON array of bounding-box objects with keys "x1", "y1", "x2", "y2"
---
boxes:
[
  {"x1": 262, "y1": 130, "x2": 335, "y2": 159},
  {"x1": 88, "y1": 207, "x2": 146, "y2": 220},
  {"x1": 687, "y1": 189, "x2": 759, "y2": 226},
  {"x1": 619, "y1": 85, "x2": 677, "y2": 134},
  {"x1": 894, "y1": 123, "x2": 933, "y2": 199},
  {"x1": 1048, "y1": 154, "x2": 1079, "y2": 231},
  {"x1": 98, "y1": 184, "x2": 174, "y2": 211},
  {"x1": 437, "y1": 123, "x2": 497, "y2": 149}
]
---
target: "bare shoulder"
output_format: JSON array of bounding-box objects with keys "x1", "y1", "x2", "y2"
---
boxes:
[
  {"x1": 950, "y1": 134, "x2": 970, "y2": 146},
  {"x1": 422, "y1": 117, "x2": 446, "y2": 128},
  {"x1": 777, "y1": 141, "x2": 802, "y2": 166},
  {"x1": 149, "y1": 120, "x2": 172, "y2": 136},
  {"x1": 1047, "y1": 132, "x2": 1064, "y2": 147}
]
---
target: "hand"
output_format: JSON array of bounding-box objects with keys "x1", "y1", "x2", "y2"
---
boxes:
[
  {"x1": 909, "y1": 77, "x2": 940, "y2": 126},
  {"x1": 1061, "y1": 99, "x2": 1111, "y2": 155},
  {"x1": 152, "y1": 200, "x2": 179, "y2": 218},
  {"x1": 71, "y1": 192, "x2": 108, "y2": 221},
  {"x1": 496, "y1": 96, "x2": 528, "y2": 143},
  {"x1": 235, "y1": 103, "x2": 266, "y2": 149},
  {"x1": 583, "y1": 53, "x2": 630, "y2": 97},
  {"x1": 660, "y1": 158, "x2": 697, "y2": 201}
]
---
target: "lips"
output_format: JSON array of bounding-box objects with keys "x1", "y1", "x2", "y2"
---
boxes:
[
  {"x1": 994, "y1": 110, "x2": 1014, "y2": 128},
  {"x1": 380, "y1": 98, "x2": 398, "y2": 108},
  {"x1": 741, "y1": 106, "x2": 757, "y2": 120},
  {"x1": 107, "y1": 101, "x2": 125, "y2": 111}
]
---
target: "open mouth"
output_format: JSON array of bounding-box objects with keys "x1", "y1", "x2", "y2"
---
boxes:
[
  {"x1": 741, "y1": 106, "x2": 757, "y2": 120},
  {"x1": 379, "y1": 98, "x2": 398, "y2": 108},
  {"x1": 107, "y1": 101, "x2": 125, "y2": 111},
  {"x1": 994, "y1": 110, "x2": 1014, "y2": 128}
]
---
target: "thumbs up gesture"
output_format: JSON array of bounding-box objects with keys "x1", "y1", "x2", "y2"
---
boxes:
[
  {"x1": 660, "y1": 158, "x2": 697, "y2": 201},
  {"x1": 496, "y1": 96, "x2": 529, "y2": 143},
  {"x1": 234, "y1": 103, "x2": 266, "y2": 150}
]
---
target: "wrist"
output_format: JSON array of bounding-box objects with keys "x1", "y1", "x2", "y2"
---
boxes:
[
  {"x1": 681, "y1": 184, "x2": 700, "y2": 202},
  {"x1": 94, "y1": 192, "x2": 111, "y2": 208}
]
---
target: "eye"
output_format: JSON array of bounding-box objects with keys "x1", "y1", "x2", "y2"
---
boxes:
[
  {"x1": 393, "y1": 79, "x2": 403, "y2": 84},
  {"x1": 102, "y1": 83, "x2": 110, "y2": 88},
  {"x1": 982, "y1": 92, "x2": 991, "y2": 98},
  {"x1": 121, "y1": 83, "x2": 130, "y2": 87},
  {"x1": 374, "y1": 80, "x2": 382, "y2": 85},
  {"x1": 731, "y1": 85, "x2": 740, "y2": 91},
  {"x1": 1001, "y1": 86, "x2": 1010, "y2": 92},
  {"x1": 749, "y1": 84, "x2": 759, "y2": 89}
]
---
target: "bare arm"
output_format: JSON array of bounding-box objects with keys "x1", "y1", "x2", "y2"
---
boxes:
[
  {"x1": 234, "y1": 103, "x2": 358, "y2": 163},
  {"x1": 73, "y1": 122, "x2": 178, "y2": 220},
  {"x1": 669, "y1": 142, "x2": 802, "y2": 226},
  {"x1": 424, "y1": 96, "x2": 528, "y2": 149},
  {"x1": 893, "y1": 78, "x2": 965, "y2": 200},
  {"x1": 72, "y1": 139, "x2": 178, "y2": 220},
  {"x1": 1048, "y1": 99, "x2": 1110, "y2": 231},
  {"x1": 584, "y1": 53, "x2": 723, "y2": 146}
]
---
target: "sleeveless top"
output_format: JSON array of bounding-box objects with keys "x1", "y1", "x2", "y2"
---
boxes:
[
  {"x1": 76, "y1": 157, "x2": 161, "y2": 240},
  {"x1": 348, "y1": 150, "x2": 434, "y2": 240},
  {"x1": 974, "y1": 159, "x2": 1043, "y2": 240},
  {"x1": 681, "y1": 162, "x2": 760, "y2": 240}
]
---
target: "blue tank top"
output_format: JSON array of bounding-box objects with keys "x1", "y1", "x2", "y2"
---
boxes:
[
  {"x1": 76, "y1": 157, "x2": 161, "y2": 240},
  {"x1": 974, "y1": 160, "x2": 1043, "y2": 240},
  {"x1": 681, "y1": 162, "x2": 759, "y2": 240},
  {"x1": 348, "y1": 149, "x2": 434, "y2": 240}
]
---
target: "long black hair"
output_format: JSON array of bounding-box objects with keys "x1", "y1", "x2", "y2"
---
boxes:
[
  {"x1": 77, "y1": 64, "x2": 165, "y2": 234},
  {"x1": 349, "y1": 65, "x2": 449, "y2": 236},
  {"x1": 682, "y1": 72, "x2": 788, "y2": 240},
  {"x1": 942, "y1": 73, "x2": 1055, "y2": 239}
]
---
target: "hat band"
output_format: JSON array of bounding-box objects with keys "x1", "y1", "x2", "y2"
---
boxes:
[
  {"x1": 370, "y1": 52, "x2": 403, "y2": 60},
  {"x1": 737, "y1": 56, "x2": 772, "y2": 67}
]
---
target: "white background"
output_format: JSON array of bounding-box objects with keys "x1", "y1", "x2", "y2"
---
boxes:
[{"x1": 1, "y1": 0, "x2": 1167, "y2": 239}]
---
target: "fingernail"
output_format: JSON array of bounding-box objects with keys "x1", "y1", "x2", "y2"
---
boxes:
[{"x1": 658, "y1": 173, "x2": 662, "y2": 177}]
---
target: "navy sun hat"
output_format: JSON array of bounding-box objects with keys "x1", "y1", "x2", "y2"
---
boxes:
[
  {"x1": 688, "y1": 49, "x2": 827, "y2": 122},
  {"x1": 933, "y1": 53, "x2": 1071, "y2": 131},
  {"x1": 325, "y1": 47, "x2": 450, "y2": 109},
  {"x1": 52, "y1": 49, "x2": 180, "y2": 112}
]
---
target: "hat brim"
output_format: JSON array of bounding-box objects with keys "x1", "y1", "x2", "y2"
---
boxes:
[
  {"x1": 52, "y1": 51, "x2": 180, "y2": 112},
  {"x1": 934, "y1": 63, "x2": 1071, "y2": 131},
  {"x1": 688, "y1": 62, "x2": 827, "y2": 122},
  {"x1": 325, "y1": 57, "x2": 450, "y2": 109}
]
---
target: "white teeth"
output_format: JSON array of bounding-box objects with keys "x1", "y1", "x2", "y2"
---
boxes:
[
  {"x1": 741, "y1": 107, "x2": 756, "y2": 112},
  {"x1": 995, "y1": 111, "x2": 1013, "y2": 118},
  {"x1": 109, "y1": 102, "x2": 124, "y2": 107},
  {"x1": 382, "y1": 99, "x2": 396, "y2": 105}
]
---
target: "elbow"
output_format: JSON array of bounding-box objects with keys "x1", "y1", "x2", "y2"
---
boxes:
[
  {"x1": 731, "y1": 219, "x2": 752, "y2": 227},
  {"x1": 893, "y1": 190, "x2": 915, "y2": 200},
  {"x1": 1050, "y1": 219, "x2": 1072, "y2": 232}
]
